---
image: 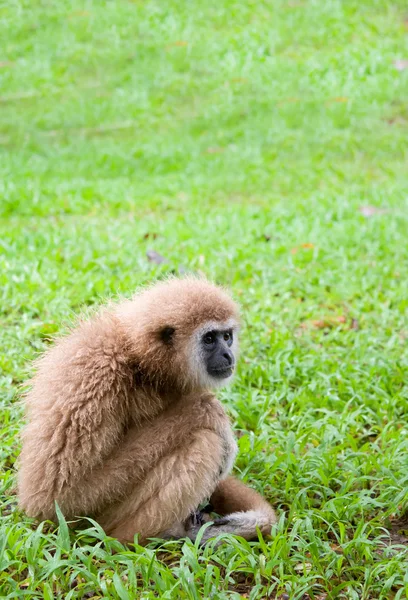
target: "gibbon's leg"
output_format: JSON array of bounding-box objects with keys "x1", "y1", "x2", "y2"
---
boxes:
[
  {"x1": 186, "y1": 476, "x2": 277, "y2": 543},
  {"x1": 96, "y1": 429, "x2": 227, "y2": 544}
]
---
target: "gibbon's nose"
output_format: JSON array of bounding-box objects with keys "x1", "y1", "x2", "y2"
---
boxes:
[{"x1": 222, "y1": 351, "x2": 233, "y2": 366}]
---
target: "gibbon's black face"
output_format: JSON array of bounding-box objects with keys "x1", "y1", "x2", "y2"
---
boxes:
[{"x1": 201, "y1": 328, "x2": 235, "y2": 379}]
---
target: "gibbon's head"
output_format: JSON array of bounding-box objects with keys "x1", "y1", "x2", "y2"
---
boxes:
[{"x1": 117, "y1": 277, "x2": 240, "y2": 391}]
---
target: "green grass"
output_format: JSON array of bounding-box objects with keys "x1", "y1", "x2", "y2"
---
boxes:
[{"x1": 1, "y1": 0, "x2": 408, "y2": 598}]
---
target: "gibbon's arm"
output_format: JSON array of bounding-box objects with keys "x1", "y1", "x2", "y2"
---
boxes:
[
  {"x1": 18, "y1": 313, "x2": 136, "y2": 520},
  {"x1": 53, "y1": 392, "x2": 236, "y2": 518},
  {"x1": 97, "y1": 427, "x2": 229, "y2": 543}
]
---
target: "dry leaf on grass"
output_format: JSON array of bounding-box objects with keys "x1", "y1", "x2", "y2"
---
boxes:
[
  {"x1": 300, "y1": 315, "x2": 347, "y2": 330},
  {"x1": 312, "y1": 315, "x2": 346, "y2": 328},
  {"x1": 393, "y1": 59, "x2": 408, "y2": 71},
  {"x1": 166, "y1": 41, "x2": 188, "y2": 49},
  {"x1": 291, "y1": 242, "x2": 315, "y2": 254},
  {"x1": 146, "y1": 250, "x2": 168, "y2": 265},
  {"x1": 330, "y1": 543, "x2": 344, "y2": 554},
  {"x1": 327, "y1": 97, "x2": 348, "y2": 103},
  {"x1": 205, "y1": 147, "x2": 225, "y2": 154},
  {"x1": 359, "y1": 205, "x2": 388, "y2": 217}
]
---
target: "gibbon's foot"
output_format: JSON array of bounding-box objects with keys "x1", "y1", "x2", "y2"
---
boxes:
[
  {"x1": 187, "y1": 509, "x2": 275, "y2": 545},
  {"x1": 187, "y1": 511, "x2": 206, "y2": 527},
  {"x1": 157, "y1": 510, "x2": 212, "y2": 542}
]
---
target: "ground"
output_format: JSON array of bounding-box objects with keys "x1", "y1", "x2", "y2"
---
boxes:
[{"x1": 1, "y1": 0, "x2": 408, "y2": 598}]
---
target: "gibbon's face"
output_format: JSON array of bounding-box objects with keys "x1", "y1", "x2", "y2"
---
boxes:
[
  {"x1": 201, "y1": 328, "x2": 234, "y2": 378},
  {"x1": 188, "y1": 320, "x2": 239, "y2": 389}
]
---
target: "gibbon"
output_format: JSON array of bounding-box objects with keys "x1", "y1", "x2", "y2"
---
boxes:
[{"x1": 18, "y1": 277, "x2": 276, "y2": 544}]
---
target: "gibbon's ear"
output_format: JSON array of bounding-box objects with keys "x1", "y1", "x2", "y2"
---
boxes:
[{"x1": 159, "y1": 326, "x2": 176, "y2": 345}]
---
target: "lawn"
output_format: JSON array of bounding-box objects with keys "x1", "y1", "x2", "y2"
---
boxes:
[{"x1": 1, "y1": 0, "x2": 408, "y2": 598}]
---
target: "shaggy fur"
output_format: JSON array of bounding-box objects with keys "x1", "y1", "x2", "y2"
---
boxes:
[{"x1": 18, "y1": 277, "x2": 276, "y2": 543}]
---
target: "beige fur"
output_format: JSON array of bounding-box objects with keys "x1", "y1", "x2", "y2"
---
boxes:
[{"x1": 18, "y1": 276, "x2": 276, "y2": 543}]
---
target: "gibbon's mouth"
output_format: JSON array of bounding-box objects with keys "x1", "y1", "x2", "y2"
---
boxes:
[{"x1": 208, "y1": 366, "x2": 234, "y2": 379}]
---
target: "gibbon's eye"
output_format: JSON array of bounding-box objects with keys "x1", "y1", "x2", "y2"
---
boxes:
[
  {"x1": 203, "y1": 331, "x2": 216, "y2": 346},
  {"x1": 223, "y1": 330, "x2": 233, "y2": 346}
]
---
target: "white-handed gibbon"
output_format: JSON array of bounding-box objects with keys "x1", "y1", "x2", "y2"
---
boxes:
[{"x1": 18, "y1": 277, "x2": 276, "y2": 544}]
